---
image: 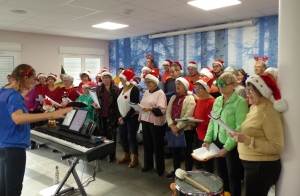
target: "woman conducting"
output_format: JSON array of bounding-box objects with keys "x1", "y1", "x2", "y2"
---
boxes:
[
  {"x1": 202, "y1": 72, "x2": 249, "y2": 196},
  {"x1": 0, "y1": 64, "x2": 72, "y2": 196},
  {"x1": 231, "y1": 74, "x2": 286, "y2": 196}
]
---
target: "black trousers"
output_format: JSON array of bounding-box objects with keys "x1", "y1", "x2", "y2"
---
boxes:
[
  {"x1": 242, "y1": 159, "x2": 281, "y2": 196},
  {"x1": 214, "y1": 138, "x2": 242, "y2": 196},
  {"x1": 0, "y1": 148, "x2": 26, "y2": 196},
  {"x1": 171, "y1": 129, "x2": 194, "y2": 171},
  {"x1": 141, "y1": 121, "x2": 165, "y2": 175},
  {"x1": 102, "y1": 117, "x2": 117, "y2": 158}
]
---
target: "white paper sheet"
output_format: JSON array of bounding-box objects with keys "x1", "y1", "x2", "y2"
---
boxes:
[
  {"x1": 192, "y1": 143, "x2": 220, "y2": 161},
  {"x1": 45, "y1": 95, "x2": 62, "y2": 107},
  {"x1": 208, "y1": 111, "x2": 235, "y2": 133},
  {"x1": 129, "y1": 103, "x2": 150, "y2": 115},
  {"x1": 89, "y1": 90, "x2": 100, "y2": 108}
]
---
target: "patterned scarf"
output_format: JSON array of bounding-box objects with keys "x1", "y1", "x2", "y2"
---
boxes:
[
  {"x1": 94, "y1": 82, "x2": 117, "y2": 136},
  {"x1": 171, "y1": 93, "x2": 187, "y2": 124}
]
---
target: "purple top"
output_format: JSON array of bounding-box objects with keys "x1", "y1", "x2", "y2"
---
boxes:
[{"x1": 24, "y1": 89, "x2": 39, "y2": 112}]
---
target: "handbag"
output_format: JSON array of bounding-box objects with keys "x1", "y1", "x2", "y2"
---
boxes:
[{"x1": 166, "y1": 130, "x2": 186, "y2": 147}]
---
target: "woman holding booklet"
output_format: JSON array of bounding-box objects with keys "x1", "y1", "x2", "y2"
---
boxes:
[
  {"x1": 166, "y1": 77, "x2": 196, "y2": 179},
  {"x1": 202, "y1": 72, "x2": 248, "y2": 196},
  {"x1": 116, "y1": 68, "x2": 140, "y2": 168},
  {"x1": 230, "y1": 74, "x2": 286, "y2": 196},
  {"x1": 139, "y1": 69, "x2": 167, "y2": 177}
]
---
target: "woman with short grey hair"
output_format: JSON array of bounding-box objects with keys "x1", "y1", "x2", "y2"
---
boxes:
[{"x1": 60, "y1": 75, "x2": 78, "y2": 106}]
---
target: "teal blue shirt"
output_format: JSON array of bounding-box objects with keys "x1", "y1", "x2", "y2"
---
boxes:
[{"x1": 76, "y1": 94, "x2": 94, "y2": 122}]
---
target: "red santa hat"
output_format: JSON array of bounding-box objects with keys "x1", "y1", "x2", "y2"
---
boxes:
[
  {"x1": 37, "y1": 73, "x2": 46, "y2": 79},
  {"x1": 43, "y1": 98, "x2": 53, "y2": 106},
  {"x1": 174, "y1": 61, "x2": 183, "y2": 73},
  {"x1": 80, "y1": 71, "x2": 92, "y2": 80},
  {"x1": 142, "y1": 65, "x2": 153, "y2": 72},
  {"x1": 47, "y1": 73, "x2": 57, "y2": 80},
  {"x1": 200, "y1": 67, "x2": 214, "y2": 79},
  {"x1": 163, "y1": 59, "x2": 173, "y2": 66},
  {"x1": 213, "y1": 59, "x2": 225, "y2": 67},
  {"x1": 144, "y1": 68, "x2": 159, "y2": 85},
  {"x1": 188, "y1": 61, "x2": 197, "y2": 68},
  {"x1": 119, "y1": 68, "x2": 135, "y2": 86},
  {"x1": 175, "y1": 77, "x2": 194, "y2": 95},
  {"x1": 101, "y1": 70, "x2": 113, "y2": 79},
  {"x1": 195, "y1": 77, "x2": 214, "y2": 92},
  {"x1": 246, "y1": 74, "x2": 287, "y2": 112}
]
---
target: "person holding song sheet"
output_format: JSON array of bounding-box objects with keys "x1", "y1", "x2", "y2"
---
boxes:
[
  {"x1": 166, "y1": 77, "x2": 196, "y2": 179},
  {"x1": 230, "y1": 74, "x2": 286, "y2": 196},
  {"x1": 202, "y1": 72, "x2": 248, "y2": 196},
  {"x1": 0, "y1": 64, "x2": 72, "y2": 196},
  {"x1": 76, "y1": 83, "x2": 94, "y2": 122},
  {"x1": 139, "y1": 68, "x2": 167, "y2": 177},
  {"x1": 191, "y1": 78, "x2": 215, "y2": 173},
  {"x1": 116, "y1": 68, "x2": 140, "y2": 168}
]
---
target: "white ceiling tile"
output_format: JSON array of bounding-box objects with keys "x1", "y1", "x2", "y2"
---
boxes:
[
  {"x1": 35, "y1": 27, "x2": 71, "y2": 34},
  {"x1": 172, "y1": 21, "x2": 205, "y2": 29},
  {"x1": 4, "y1": 27, "x2": 35, "y2": 32},
  {"x1": 258, "y1": 6, "x2": 278, "y2": 16},
  {"x1": 22, "y1": 18, "x2": 60, "y2": 26},
  {"x1": 4, "y1": 0, "x2": 62, "y2": 11},
  {"x1": 226, "y1": 11, "x2": 265, "y2": 20},
  {"x1": 0, "y1": 13, "x2": 28, "y2": 22},
  {"x1": 155, "y1": 17, "x2": 191, "y2": 26},
  {"x1": 242, "y1": 0, "x2": 278, "y2": 10},
  {"x1": 0, "y1": 4, "x2": 42, "y2": 17},
  {"x1": 210, "y1": 4, "x2": 257, "y2": 16},
  {"x1": 114, "y1": 17, "x2": 147, "y2": 26},
  {"x1": 0, "y1": 20, "x2": 16, "y2": 28},
  {"x1": 116, "y1": 0, "x2": 135, "y2": 2},
  {"x1": 67, "y1": 0, "x2": 123, "y2": 11},
  {"x1": 131, "y1": 21, "x2": 169, "y2": 30},
  {"x1": 105, "y1": 3, "x2": 152, "y2": 16},
  {"x1": 179, "y1": 11, "x2": 221, "y2": 22},
  {"x1": 131, "y1": 11, "x2": 173, "y2": 22},
  {"x1": 159, "y1": 3, "x2": 203, "y2": 16},
  {"x1": 129, "y1": 0, "x2": 183, "y2": 10},
  {"x1": 9, "y1": 23, "x2": 46, "y2": 30},
  {"x1": 120, "y1": 26, "x2": 149, "y2": 33},
  {"x1": 83, "y1": 11, "x2": 124, "y2": 22},
  {"x1": 34, "y1": 12, "x2": 77, "y2": 22},
  {"x1": 47, "y1": 4, "x2": 99, "y2": 17},
  {"x1": 199, "y1": 17, "x2": 232, "y2": 25}
]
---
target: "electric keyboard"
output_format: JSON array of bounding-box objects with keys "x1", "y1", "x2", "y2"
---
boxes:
[{"x1": 31, "y1": 126, "x2": 114, "y2": 162}]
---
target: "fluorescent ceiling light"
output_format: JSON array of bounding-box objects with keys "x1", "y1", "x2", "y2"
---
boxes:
[
  {"x1": 92, "y1": 22, "x2": 128, "y2": 30},
  {"x1": 188, "y1": 0, "x2": 241, "y2": 10}
]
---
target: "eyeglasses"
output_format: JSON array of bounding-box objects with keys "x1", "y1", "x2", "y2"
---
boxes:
[
  {"x1": 194, "y1": 87, "x2": 204, "y2": 91},
  {"x1": 246, "y1": 88, "x2": 254, "y2": 94},
  {"x1": 215, "y1": 80, "x2": 234, "y2": 88}
]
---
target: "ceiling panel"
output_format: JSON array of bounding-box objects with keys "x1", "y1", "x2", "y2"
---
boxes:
[
  {"x1": 0, "y1": 21, "x2": 16, "y2": 29},
  {"x1": 4, "y1": 0, "x2": 62, "y2": 11},
  {"x1": 22, "y1": 18, "x2": 60, "y2": 26},
  {"x1": 47, "y1": 4, "x2": 99, "y2": 17},
  {"x1": 105, "y1": 3, "x2": 152, "y2": 16},
  {"x1": 259, "y1": 6, "x2": 278, "y2": 16},
  {"x1": 0, "y1": 13, "x2": 29, "y2": 22},
  {"x1": 67, "y1": 0, "x2": 123, "y2": 11},
  {"x1": 0, "y1": 4, "x2": 42, "y2": 17},
  {"x1": 35, "y1": 12, "x2": 78, "y2": 22},
  {"x1": 131, "y1": 11, "x2": 173, "y2": 22},
  {"x1": 128, "y1": 0, "x2": 183, "y2": 10}
]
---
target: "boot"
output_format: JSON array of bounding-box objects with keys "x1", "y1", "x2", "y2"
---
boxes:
[
  {"x1": 117, "y1": 152, "x2": 130, "y2": 164},
  {"x1": 129, "y1": 154, "x2": 139, "y2": 168}
]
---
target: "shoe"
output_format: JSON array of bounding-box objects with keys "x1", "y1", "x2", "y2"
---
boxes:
[
  {"x1": 166, "y1": 171, "x2": 175, "y2": 179},
  {"x1": 30, "y1": 143, "x2": 36, "y2": 149},
  {"x1": 52, "y1": 149, "x2": 58, "y2": 153},
  {"x1": 129, "y1": 154, "x2": 139, "y2": 168},
  {"x1": 196, "y1": 163, "x2": 203, "y2": 169},
  {"x1": 140, "y1": 167, "x2": 153, "y2": 172},
  {"x1": 117, "y1": 152, "x2": 131, "y2": 164},
  {"x1": 108, "y1": 156, "x2": 116, "y2": 162},
  {"x1": 157, "y1": 171, "x2": 164, "y2": 177}
]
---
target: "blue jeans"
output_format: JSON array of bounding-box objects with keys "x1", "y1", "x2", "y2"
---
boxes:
[
  {"x1": 119, "y1": 114, "x2": 139, "y2": 154},
  {"x1": 0, "y1": 148, "x2": 26, "y2": 196}
]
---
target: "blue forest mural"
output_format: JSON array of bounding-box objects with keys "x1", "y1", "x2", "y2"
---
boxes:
[{"x1": 109, "y1": 15, "x2": 278, "y2": 77}]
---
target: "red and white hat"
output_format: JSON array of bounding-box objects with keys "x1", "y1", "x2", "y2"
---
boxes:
[
  {"x1": 43, "y1": 98, "x2": 53, "y2": 106},
  {"x1": 195, "y1": 77, "x2": 214, "y2": 92},
  {"x1": 47, "y1": 73, "x2": 57, "y2": 80},
  {"x1": 174, "y1": 61, "x2": 183, "y2": 72},
  {"x1": 101, "y1": 70, "x2": 113, "y2": 79},
  {"x1": 254, "y1": 56, "x2": 268, "y2": 62},
  {"x1": 246, "y1": 74, "x2": 287, "y2": 112},
  {"x1": 119, "y1": 68, "x2": 135, "y2": 86},
  {"x1": 37, "y1": 73, "x2": 46, "y2": 79},
  {"x1": 82, "y1": 82, "x2": 92, "y2": 88},
  {"x1": 200, "y1": 67, "x2": 214, "y2": 79},
  {"x1": 213, "y1": 59, "x2": 225, "y2": 67},
  {"x1": 142, "y1": 65, "x2": 153, "y2": 72},
  {"x1": 144, "y1": 68, "x2": 159, "y2": 85},
  {"x1": 188, "y1": 61, "x2": 197, "y2": 68},
  {"x1": 163, "y1": 59, "x2": 173, "y2": 66},
  {"x1": 80, "y1": 71, "x2": 92, "y2": 80},
  {"x1": 176, "y1": 77, "x2": 194, "y2": 95}
]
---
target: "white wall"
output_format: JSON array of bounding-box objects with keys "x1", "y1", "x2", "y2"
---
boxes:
[{"x1": 0, "y1": 30, "x2": 109, "y2": 75}]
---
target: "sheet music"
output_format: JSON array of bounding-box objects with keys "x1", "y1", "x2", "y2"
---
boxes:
[
  {"x1": 89, "y1": 90, "x2": 100, "y2": 108},
  {"x1": 62, "y1": 110, "x2": 76, "y2": 126},
  {"x1": 192, "y1": 143, "x2": 220, "y2": 161},
  {"x1": 69, "y1": 110, "x2": 87, "y2": 132},
  {"x1": 129, "y1": 103, "x2": 150, "y2": 115},
  {"x1": 45, "y1": 95, "x2": 62, "y2": 107},
  {"x1": 208, "y1": 111, "x2": 235, "y2": 133}
]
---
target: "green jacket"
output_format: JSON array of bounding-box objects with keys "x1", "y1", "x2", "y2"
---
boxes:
[{"x1": 204, "y1": 90, "x2": 249, "y2": 151}]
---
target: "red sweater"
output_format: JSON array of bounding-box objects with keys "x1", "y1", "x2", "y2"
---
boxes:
[
  {"x1": 193, "y1": 97, "x2": 215, "y2": 140},
  {"x1": 35, "y1": 83, "x2": 48, "y2": 96},
  {"x1": 43, "y1": 86, "x2": 62, "y2": 104},
  {"x1": 59, "y1": 87, "x2": 78, "y2": 102}
]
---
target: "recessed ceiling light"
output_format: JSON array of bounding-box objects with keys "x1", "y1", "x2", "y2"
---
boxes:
[
  {"x1": 188, "y1": 0, "x2": 241, "y2": 10},
  {"x1": 92, "y1": 22, "x2": 129, "y2": 30},
  {"x1": 11, "y1": 9, "x2": 27, "y2": 14}
]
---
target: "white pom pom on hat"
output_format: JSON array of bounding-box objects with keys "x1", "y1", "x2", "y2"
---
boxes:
[{"x1": 119, "y1": 68, "x2": 135, "y2": 86}]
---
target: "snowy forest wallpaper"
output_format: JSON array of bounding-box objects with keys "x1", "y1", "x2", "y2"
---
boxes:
[{"x1": 108, "y1": 15, "x2": 278, "y2": 77}]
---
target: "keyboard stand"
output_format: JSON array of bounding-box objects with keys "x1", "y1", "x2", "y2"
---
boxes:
[{"x1": 53, "y1": 157, "x2": 87, "y2": 196}]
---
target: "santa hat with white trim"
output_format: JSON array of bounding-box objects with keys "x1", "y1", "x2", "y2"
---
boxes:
[
  {"x1": 80, "y1": 71, "x2": 92, "y2": 80},
  {"x1": 187, "y1": 61, "x2": 197, "y2": 68},
  {"x1": 195, "y1": 77, "x2": 214, "y2": 92},
  {"x1": 173, "y1": 61, "x2": 183, "y2": 73},
  {"x1": 175, "y1": 77, "x2": 194, "y2": 95},
  {"x1": 119, "y1": 68, "x2": 135, "y2": 86},
  {"x1": 200, "y1": 66, "x2": 214, "y2": 79},
  {"x1": 163, "y1": 59, "x2": 173, "y2": 66},
  {"x1": 47, "y1": 73, "x2": 57, "y2": 80},
  {"x1": 213, "y1": 59, "x2": 225, "y2": 67},
  {"x1": 142, "y1": 65, "x2": 153, "y2": 72},
  {"x1": 144, "y1": 68, "x2": 159, "y2": 85},
  {"x1": 37, "y1": 73, "x2": 46, "y2": 79},
  {"x1": 246, "y1": 74, "x2": 287, "y2": 112},
  {"x1": 101, "y1": 70, "x2": 113, "y2": 79}
]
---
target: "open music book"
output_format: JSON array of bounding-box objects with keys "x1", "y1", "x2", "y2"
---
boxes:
[
  {"x1": 208, "y1": 111, "x2": 235, "y2": 134},
  {"x1": 175, "y1": 118, "x2": 204, "y2": 123},
  {"x1": 129, "y1": 102, "x2": 150, "y2": 115},
  {"x1": 89, "y1": 90, "x2": 100, "y2": 108},
  {"x1": 191, "y1": 143, "x2": 220, "y2": 161}
]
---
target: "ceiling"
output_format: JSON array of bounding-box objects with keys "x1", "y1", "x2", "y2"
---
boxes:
[{"x1": 0, "y1": 0, "x2": 278, "y2": 40}]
